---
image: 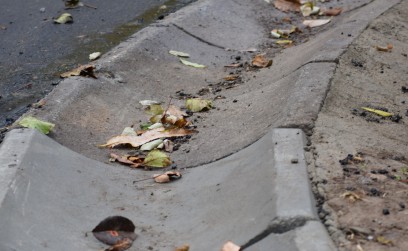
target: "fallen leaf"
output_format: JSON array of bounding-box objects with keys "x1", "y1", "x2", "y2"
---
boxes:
[
  {"x1": 224, "y1": 63, "x2": 241, "y2": 68},
  {"x1": 179, "y1": 58, "x2": 206, "y2": 68},
  {"x1": 251, "y1": 54, "x2": 273, "y2": 68},
  {"x1": 274, "y1": 0, "x2": 301, "y2": 12},
  {"x1": 89, "y1": 52, "x2": 101, "y2": 60},
  {"x1": 224, "y1": 75, "x2": 239, "y2": 81},
  {"x1": 161, "y1": 105, "x2": 190, "y2": 127},
  {"x1": 31, "y1": 99, "x2": 46, "y2": 108},
  {"x1": 148, "y1": 122, "x2": 163, "y2": 130},
  {"x1": 163, "y1": 139, "x2": 174, "y2": 152},
  {"x1": 144, "y1": 150, "x2": 171, "y2": 168},
  {"x1": 92, "y1": 216, "x2": 137, "y2": 251},
  {"x1": 140, "y1": 139, "x2": 164, "y2": 151},
  {"x1": 221, "y1": 241, "x2": 240, "y2": 251},
  {"x1": 361, "y1": 107, "x2": 393, "y2": 117},
  {"x1": 121, "y1": 127, "x2": 137, "y2": 136},
  {"x1": 60, "y1": 64, "x2": 96, "y2": 78},
  {"x1": 139, "y1": 100, "x2": 160, "y2": 106},
  {"x1": 376, "y1": 236, "x2": 393, "y2": 246},
  {"x1": 101, "y1": 128, "x2": 196, "y2": 148},
  {"x1": 169, "y1": 50, "x2": 190, "y2": 58},
  {"x1": 54, "y1": 13, "x2": 73, "y2": 24},
  {"x1": 271, "y1": 30, "x2": 281, "y2": 38},
  {"x1": 323, "y1": 7, "x2": 342, "y2": 16},
  {"x1": 341, "y1": 191, "x2": 362, "y2": 202},
  {"x1": 18, "y1": 116, "x2": 55, "y2": 134},
  {"x1": 375, "y1": 44, "x2": 393, "y2": 52},
  {"x1": 175, "y1": 244, "x2": 190, "y2": 251},
  {"x1": 303, "y1": 19, "x2": 331, "y2": 28},
  {"x1": 300, "y1": 2, "x2": 320, "y2": 17},
  {"x1": 276, "y1": 40, "x2": 293, "y2": 45},
  {"x1": 65, "y1": 0, "x2": 80, "y2": 8},
  {"x1": 154, "y1": 171, "x2": 182, "y2": 183},
  {"x1": 145, "y1": 104, "x2": 164, "y2": 116},
  {"x1": 185, "y1": 98, "x2": 213, "y2": 112},
  {"x1": 110, "y1": 153, "x2": 143, "y2": 168}
]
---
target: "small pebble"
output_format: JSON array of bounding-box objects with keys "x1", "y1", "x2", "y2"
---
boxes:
[
  {"x1": 383, "y1": 208, "x2": 390, "y2": 215},
  {"x1": 399, "y1": 202, "x2": 406, "y2": 209}
]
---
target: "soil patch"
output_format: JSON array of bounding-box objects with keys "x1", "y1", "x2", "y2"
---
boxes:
[{"x1": 309, "y1": 2, "x2": 408, "y2": 250}]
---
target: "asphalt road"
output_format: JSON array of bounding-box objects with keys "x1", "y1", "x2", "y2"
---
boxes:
[{"x1": 0, "y1": 0, "x2": 195, "y2": 128}]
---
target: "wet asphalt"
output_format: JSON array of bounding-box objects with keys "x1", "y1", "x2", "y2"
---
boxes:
[{"x1": 0, "y1": 0, "x2": 195, "y2": 128}]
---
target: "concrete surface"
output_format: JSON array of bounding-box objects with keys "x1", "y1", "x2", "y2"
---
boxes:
[
  {"x1": 0, "y1": 0, "x2": 403, "y2": 250},
  {"x1": 0, "y1": 128, "x2": 324, "y2": 251}
]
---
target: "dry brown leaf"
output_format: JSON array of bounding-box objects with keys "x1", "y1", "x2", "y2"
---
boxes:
[
  {"x1": 163, "y1": 139, "x2": 174, "y2": 152},
  {"x1": 110, "y1": 153, "x2": 144, "y2": 168},
  {"x1": 221, "y1": 241, "x2": 240, "y2": 251},
  {"x1": 252, "y1": 54, "x2": 273, "y2": 68},
  {"x1": 303, "y1": 19, "x2": 331, "y2": 28},
  {"x1": 175, "y1": 244, "x2": 190, "y2": 251},
  {"x1": 161, "y1": 105, "x2": 191, "y2": 127},
  {"x1": 154, "y1": 171, "x2": 182, "y2": 183},
  {"x1": 274, "y1": 0, "x2": 301, "y2": 12},
  {"x1": 376, "y1": 44, "x2": 393, "y2": 52},
  {"x1": 341, "y1": 191, "x2": 362, "y2": 202},
  {"x1": 224, "y1": 63, "x2": 241, "y2": 68},
  {"x1": 323, "y1": 7, "x2": 343, "y2": 16},
  {"x1": 101, "y1": 128, "x2": 197, "y2": 148},
  {"x1": 60, "y1": 64, "x2": 97, "y2": 78},
  {"x1": 224, "y1": 75, "x2": 239, "y2": 81}
]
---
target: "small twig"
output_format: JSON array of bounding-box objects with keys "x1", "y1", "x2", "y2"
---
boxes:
[
  {"x1": 83, "y1": 3, "x2": 97, "y2": 9},
  {"x1": 161, "y1": 96, "x2": 173, "y2": 121}
]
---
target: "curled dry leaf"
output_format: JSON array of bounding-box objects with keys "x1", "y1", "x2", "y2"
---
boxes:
[
  {"x1": 65, "y1": 0, "x2": 80, "y2": 8},
  {"x1": 54, "y1": 13, "x2": 73, "y2": 24},
  {"x1": 161, "y1": 105, "x2": 190, "y2": 127},
  {"x1": 224, "y1": 75, "x2": 239, "y2": 81},
  {"x1": 89, "y1": 52, "x2": 101, "y2": 60},
  {"x1": 179, "y1": 58, "x2": 206, "y2": 68},
  {"x1": 323, "y1": 7, "x2": 342, "y2": 16},
  {"x1": 376, "y1": 236, "x2": 393, "y2": 246},
  {"x1": 303, "y1": 19, "x2": 331, "y2": 28},
  {"x1": 101, "y1": 127, "x2": 197, "y2": 148},
  {"x1": 251, "y1": 54, "x2": 272, "y2": 68},
  {"x1": 224, "y1": 63, "x2": 241, "y2": 68},
  {"x1": 375, "y1": 44, "x2": 393, "y2": 52},
  {"x1": 341, "y1": 191, "x2": 362, "y2": 202},
  {"x1": 274, "y1": 0, "x2": 301, "y2": 12},
  {"x1": 110, "y1": 153, "x2": 144, "y2": 168},
  {"x1": 60, "y1": 64, "x2": 96, "y2": 78},
  {"x1": 185, "y1": 98, "x2": 213, "y2": 112},
  {"x1": 163, "y1": 139, "x2": 174, "y2": 152},
  {"x1": 221, "y1": 241, "x2": 241, "y2": 251},
  {"x1": 300, "y1": 2, "x2": 320, "y2": 17},
  {"x1": 175, "y1": 244, "x2": 190, "y2": 251},
  {"x1": 169, "y1": 50, "x2": 190, "y2": 58},
  {"x1": 92, "y1": 216, "x2": 137, "y2": 251},
  {"x1": 140, "y1": 139, "x2": 163, "y2": 151},
  {"x1": 276, "y1": 40, "x2": 293, "y2": 45},
  {"x1": 139, "y1": 100, "x2": 160, "y2": 106},
  {"x1": 154, "y1": 171, "x2": 182, "y2": 183},
  {"x1": 31, "y1": 99, "x2": 46, "y2": 108}
]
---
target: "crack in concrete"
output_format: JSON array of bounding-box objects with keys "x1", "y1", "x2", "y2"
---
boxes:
[
  {"x1": 172, "y1": 23, "x2": 228, "y2": 50},
  {"x1": 240, "y1": 217, "x2": 311, "y2": 250}
]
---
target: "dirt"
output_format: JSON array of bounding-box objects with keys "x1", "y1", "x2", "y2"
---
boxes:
[{"x1": 308, "y1": 2, "x2": 408, "y2": 250}]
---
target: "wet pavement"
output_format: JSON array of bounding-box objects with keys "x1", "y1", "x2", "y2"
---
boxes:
[{"x1": 0, "y1": 0, "x2": 195, "y2": 128}]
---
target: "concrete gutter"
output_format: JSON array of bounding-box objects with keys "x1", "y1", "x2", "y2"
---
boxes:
[{"x1": 0, "y1": 0, "x2": 401, "y2": 250}]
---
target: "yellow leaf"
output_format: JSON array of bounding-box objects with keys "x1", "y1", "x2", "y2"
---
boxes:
[
  {"x1": 54, "y1": 13, "x2": 73, "y2": 24},
  {"x1": 361, "y1": 107, "x2": 393, "y2": 117},
  {"x1": 179, "y1": 58, "x2": 206, "y2": 68}
]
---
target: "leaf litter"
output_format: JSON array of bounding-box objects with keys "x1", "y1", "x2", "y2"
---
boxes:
[
  {"x1": 54, "y1": 13, "x2": 73, "y2": 24},
  {"x1": 60, "y1": 64, "x2": 97, "y2": 78},
  {"x1": 153, "y1": 171, "x2": 182, "y2": 183}
]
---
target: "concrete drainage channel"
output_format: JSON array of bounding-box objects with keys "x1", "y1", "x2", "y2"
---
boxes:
[
  {"x1": 0, "y1": 0, "x2": 401, "y2": 250},
  {"x1": 0, "y1": 128, "x2": 332, "y2": 250}
]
